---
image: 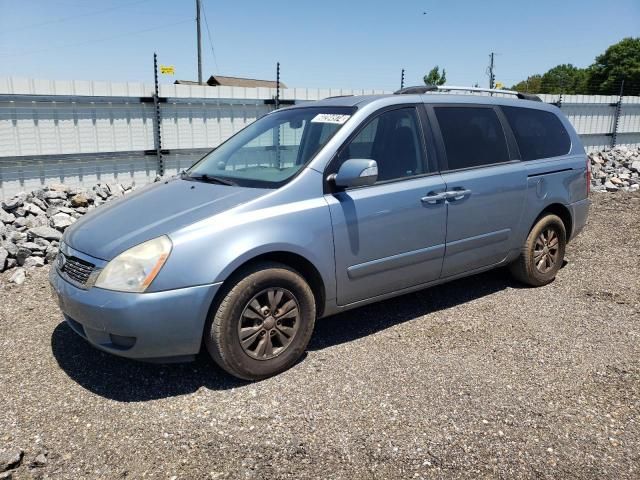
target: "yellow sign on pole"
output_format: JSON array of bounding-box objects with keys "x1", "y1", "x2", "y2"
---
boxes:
[
  {"x1": 495, "y1": 81, "x2": 504, "y2": 89},
  {"x1": 160, "y1": 65, "x2": 175, "y2": 75}
]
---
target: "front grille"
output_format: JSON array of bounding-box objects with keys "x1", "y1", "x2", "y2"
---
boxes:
[{"x1": 60, "y1": 254, "x2": 95, "y2": 286}]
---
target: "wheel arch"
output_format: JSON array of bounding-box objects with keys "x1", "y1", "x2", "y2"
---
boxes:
[
  {"x1": 209, "y1": 250, "x2": 327, "y2": 320},
  {"x1": 533, "y1": 203, "x2": 573, "y2": 241}
]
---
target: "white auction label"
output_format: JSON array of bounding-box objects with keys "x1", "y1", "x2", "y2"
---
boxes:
[{"x1": 310, "y1": 114, "x2": 351, "y2": 124}]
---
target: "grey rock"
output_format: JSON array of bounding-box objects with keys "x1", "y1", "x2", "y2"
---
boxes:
[
  {"x1": 16, "y1": 246, "x2": 32, "y2": 265},
  {"x1": 9, "y1": 268, "x2": 26, "y2": 284},
  {"x1": 5, "y1": 259, "x2": 16, "y2": 269},
  {"x1": 94, "y1": 185, "x2": 108, "y2": 200},
  {"x1": 604, "y1": 181, "x2": 619, "y2": 192},
  {"x1": 23, "y1": 256, "x2": 45, "y2": 268},
  {"x1": 0, "y1": 209, "x2": 15, "y2": 224},
  {"x1": 7, "y1": 231, "x2": 26, "y2": 243},
  {"x1": 33, "y1": 237, "x2": 50, "y2": 248},
  {"x1": 1, "y1": 193, "x2": 26, "y2": 211},
  {"x1": 0, "y1": 448, "x2": 23, "y2": 472},
  {"x1": 46, "y1": 183, "x2": 69, "y2": 192},
  {"x1": 12, "y1": 217, "x2": 28, "y2": 229},
  {"x1": 28, "y1": 226, "x2": 63, "y2": 241},
  {"x1": 23, "y1": 202, "x2": 45, "y2": 216},
  {"x1": 2, "y1": 241, "x2": 18, "y2": 257},
  {"x1": 45, "y1": 245, "x2": 58, "y2": 263},
  {"x1": 26, "y1": 196, "x2": 47, "y2": 210},
  {"x1": 25, "y1": 215, "x2": 48, "y2": 228},
  {"x1": 43, "y1": 190, "x2": 67, "y2": 200},
  {"x1": 29, "y1": 453, "x2": 47, "y2": 468},
  {"x1": 50, "y1": 212, "x2": 75, "y2": 230},
  {"x1": 631, "y1": 160, "x2": 640, "y2": 173},
  {"x1": 0, "y1": 247, "x2": 7, "y2": 272},
  {"x1": 20, "y1": 241, "x2": 46, "y2": 252}
]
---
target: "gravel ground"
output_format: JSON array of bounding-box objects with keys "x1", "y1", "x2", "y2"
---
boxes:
[{"x1": 1, "y1": 192, "x2": 639, "y2": 479}]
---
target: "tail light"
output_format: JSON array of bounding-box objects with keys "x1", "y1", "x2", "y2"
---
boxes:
[{"x1": 586, "y1": 155, "x2": 591, "y2": 195}]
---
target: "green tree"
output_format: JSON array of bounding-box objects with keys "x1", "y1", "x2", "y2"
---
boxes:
[
  {"x1": 539, "y1": 64, "x2": 588, "y2": 94},
  {"x1": 511, "y1": 74, "x2": 542, "y2": 93},
  {"x1": 586, "y1": 37, "x2": 640, "y2": 95},
  {"x1": 424, "y1": 66, "x2": 447, "y2": 86}
]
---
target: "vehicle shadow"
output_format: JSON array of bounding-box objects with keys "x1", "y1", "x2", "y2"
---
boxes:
[
  {"x1": 309, "y1": 267, "x2": 521, "y2": 351},
  {"x1": 50, "y1": 324, "x2": 248, "y2": 402},
  {"x1": 51, "y1": 267, "x2": 525, "y2": 402}
]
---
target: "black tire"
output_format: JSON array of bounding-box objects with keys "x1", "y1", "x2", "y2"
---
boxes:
[
  {"x1": 205, "y1": 261, "x2": 316, "y2": 381},
  {"x1": 509, "y1": 214, "x2": 567, "y2": 287}
]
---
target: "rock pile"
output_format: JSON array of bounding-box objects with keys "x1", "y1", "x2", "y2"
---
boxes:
[
  {"x1": 0, "y1": 182, "x2": 134, "y2": 280},
  {"x1": 589, "y1": 145, "x2": 640, "y2": 193}
]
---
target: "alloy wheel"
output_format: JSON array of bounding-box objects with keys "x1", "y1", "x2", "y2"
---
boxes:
[
  {"x1": 238, "y1": 288, "x2": 300, "y2": 360},
  {"x1": 533, "y1": 227, "x2": 560, "y2": 274}
]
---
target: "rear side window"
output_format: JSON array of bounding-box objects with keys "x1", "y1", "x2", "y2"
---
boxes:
[
  {"x1": 502, "y1": 106, "x2": 571, "y2": 160},
  {"x1": 434, "y1": 107, "x2": 510, "y2": 170}
]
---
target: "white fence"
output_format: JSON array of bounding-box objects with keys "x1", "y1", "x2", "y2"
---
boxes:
[{"x1": 1, "y1": 77, "x2": 639, "y2": 199}]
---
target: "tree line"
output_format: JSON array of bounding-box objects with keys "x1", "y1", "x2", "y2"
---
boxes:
[
  {"x1": 510, "y1": 37, "x2": 639, "y2": 95},
  {"x1": 422, "y1": 38, "x2": 639, "y2": 96}
]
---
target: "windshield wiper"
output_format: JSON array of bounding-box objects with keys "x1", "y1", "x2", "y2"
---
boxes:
[{"x1": 183, "y1": 172, "x2": 235, "y2": 186}]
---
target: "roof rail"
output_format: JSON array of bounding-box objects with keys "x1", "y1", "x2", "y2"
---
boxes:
[
  {"x1": 435, "y1": 85, "x2": 542, "y2": 102},
  {"x1": 394, "y1": 85, "x2": 438, "y2": 95}
]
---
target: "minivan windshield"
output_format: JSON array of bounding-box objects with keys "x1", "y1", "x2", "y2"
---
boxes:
[{"x1": 187, "y1": 106, "x2": 355, "y2": 188}]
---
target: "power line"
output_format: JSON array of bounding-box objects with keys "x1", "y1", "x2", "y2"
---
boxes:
[
  {"x1": 4, "y1": 0, "x2": 154, "y2": 33},
  {"x1": 0, "y1": 19, "x2": 193, "y2": 58},
  {"x1": 200, "y1": 0, "x2": 221, "y2": 74}
]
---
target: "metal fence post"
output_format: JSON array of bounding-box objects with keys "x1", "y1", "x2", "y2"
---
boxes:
[
  {"x1": 611, "y1": 79, "x2": 625, "y2": 148},
  {"x1": 153, "y1": 52, "x2": 164, "y2": 176},
  {"x1": 275, "y1": 62, "x2": 280, "y2": 110}
]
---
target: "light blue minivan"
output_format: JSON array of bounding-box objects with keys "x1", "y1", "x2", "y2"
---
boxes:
[{"x1": 50, "y1": 86, "x2": 590, "y2": 380}]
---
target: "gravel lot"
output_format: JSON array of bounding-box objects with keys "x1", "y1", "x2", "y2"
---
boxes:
[{"x1": 1, "y1": 192, "x2": 639, "y2": 479}]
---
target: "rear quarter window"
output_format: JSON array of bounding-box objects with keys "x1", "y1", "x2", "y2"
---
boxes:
[{"x1": 502, "y1": 106, "x2": 571, "y2": 161}]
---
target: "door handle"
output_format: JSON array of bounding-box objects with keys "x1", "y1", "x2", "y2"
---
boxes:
[
  {"x1": 445, "y1": 189, "x2": 472, "y2": 201},
  {"x1": 421, "y1": 192, "x2": 447, "y2": 204}
]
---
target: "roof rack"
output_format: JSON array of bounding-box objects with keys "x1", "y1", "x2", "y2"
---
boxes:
[
  {"x1": 434, "y1": 85, "x2": 542, "y2": 101},
  {"x1": 394, "y1": 84, "x2": 541, "y2": 102},
  {"x1": 394, "y1": 85, "x2": 438, "y2": 94}
]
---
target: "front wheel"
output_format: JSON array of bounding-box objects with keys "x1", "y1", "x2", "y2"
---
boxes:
[
  {"x1": 509, "y1": 214, "x2": 567, "y2": 287},
  {"x1": 205, "y1": 262, "x2": 316, "y2": 380}
]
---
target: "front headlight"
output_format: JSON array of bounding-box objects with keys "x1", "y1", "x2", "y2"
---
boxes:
[{"x1": 94, "y1": 236, "x2": 172, "y2": 293}]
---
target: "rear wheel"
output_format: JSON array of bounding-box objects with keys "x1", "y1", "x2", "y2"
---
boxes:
[
  {"x1": 205, "y1": 262, "x2": 316, "y2": 380},
  {"x1": 509, "y1": 214, "x2": 566, "y2": 287}
]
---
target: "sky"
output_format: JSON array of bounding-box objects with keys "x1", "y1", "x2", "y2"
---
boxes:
[{"x1": 1, "y1": 0, "x2": 639, "y2": 91}]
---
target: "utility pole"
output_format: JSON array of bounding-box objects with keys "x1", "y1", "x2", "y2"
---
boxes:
[
  {"x1": 196, "y1": 0, "x2": 203, "y2": 84},
  {"x1": 488, "y1": 52, "x2": 495, "y2": 89},
  {"x1": 400, "y1": 69, "x2": 405, "y2": 89}
]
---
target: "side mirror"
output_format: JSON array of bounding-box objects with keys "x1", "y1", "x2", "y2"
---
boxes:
[{"x1": 330, "y1": 159, "x2": 378, "y2": 188}]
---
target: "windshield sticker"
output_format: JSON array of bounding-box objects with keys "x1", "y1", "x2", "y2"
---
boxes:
[{"x1": 311, "y1": 113, "x2": 351, "y2": 124}]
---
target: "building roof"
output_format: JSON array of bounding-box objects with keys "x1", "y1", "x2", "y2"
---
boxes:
[
  {"x1": 174, "y1": 76, "x2": 286, "y2": 89},
  {"x1": 207, "y1": 75, "x2": 286, "y2": 88}
]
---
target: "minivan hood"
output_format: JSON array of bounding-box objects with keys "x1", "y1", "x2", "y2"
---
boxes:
[{"x1": 64, "y1": 178, "x2": 269, "y2": 260}]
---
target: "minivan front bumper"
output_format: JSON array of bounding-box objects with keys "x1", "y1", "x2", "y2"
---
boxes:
[{"x1": 49, "y1": 267, "x2": 220, "y2": 360}]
